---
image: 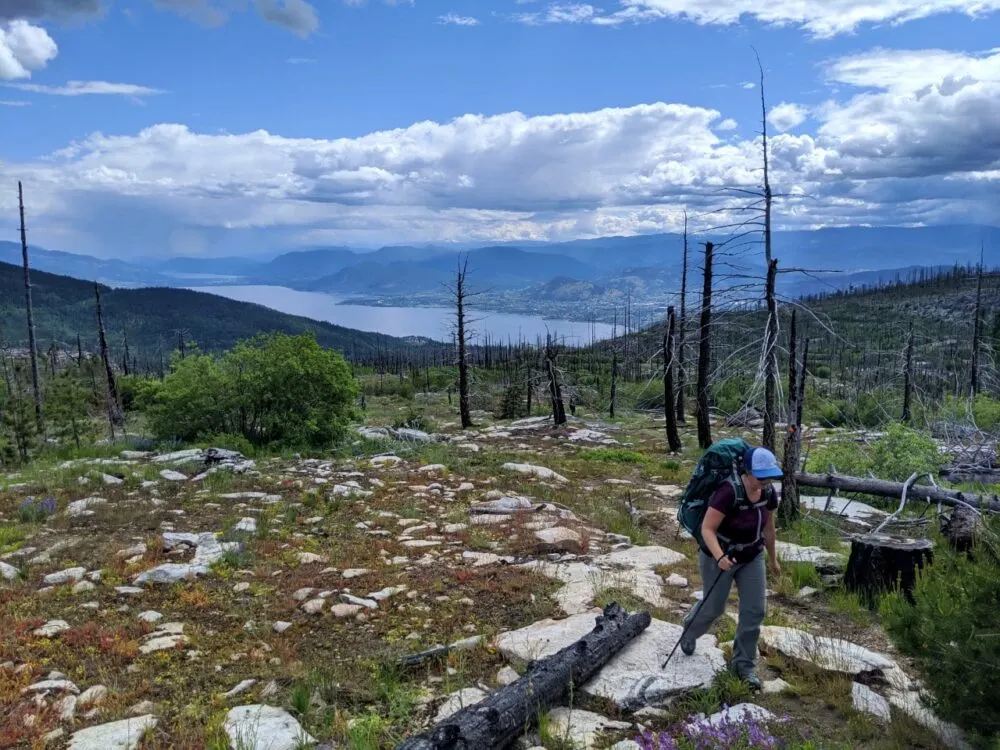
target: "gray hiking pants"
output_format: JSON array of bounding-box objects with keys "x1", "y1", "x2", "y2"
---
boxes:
[{"x1": 682, "y1": 549, "x2": 767, "y2": 677}]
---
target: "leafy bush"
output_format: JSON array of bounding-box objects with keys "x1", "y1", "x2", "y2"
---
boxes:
[
  {"x1": 939, "y1": 394, "x2": 1000, "y2": 432},
  {"x1": 881, "y1": 527, "x2": 1000, "y2": 747},
  {"x1": 495, "y1": 381, "x2": 527, "y2": 419},
  {"x1": 807, "y1": 424, "x2": 943, "y2": 482},
  {"x1": 149, "y1": 332, "x2": 357, "y2": 449},
  {"x1": 392, "y1": 407, "x2": 436, "y2": 433},
  {"x1": 581, "y1": 448, "x2": 647, "y2": 464}
]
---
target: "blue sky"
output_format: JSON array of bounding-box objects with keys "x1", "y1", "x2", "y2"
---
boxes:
[{"x1": 1, "y1": 1, "x2": 999, "y2": 257}]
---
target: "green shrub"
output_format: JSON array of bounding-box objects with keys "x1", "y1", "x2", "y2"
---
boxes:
[
  {"x1": 882, "y1": 527, "x2": 1000, "y2": 748},
  {"x1": 149, "y1": 332, "x2": 357, "y2": 449},
  {"x1": 940, "y1": 394, "x2": 1000, "y2": 432},
  {"x1": 807, "y1": 424, "x2": 943, "y2": 482},
  {"x1": 393, "y1": 407, "x2": 436, "y2": 433},
  {"x1": 495, "y1": 381, "x2": 527, "y2": 420},
  {"x1": 581, "y1": 448, "x2": 647, "y2": 464}
]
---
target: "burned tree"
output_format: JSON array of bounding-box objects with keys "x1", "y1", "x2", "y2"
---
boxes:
[
  {"x1": 95, "y1": 284, "x2": 124, "y2": 432},
  {"x1": 902, "y1": 326, "x2": 914, "y2": 423},
  {"x1": 18, "y1": 181, "x2": 43, "y2": 431},
  {"x1": 696, "y1": 241, "x2": 714, "y2": 449},
  {"x1": 779, "y1": 310, "x2": 808, "y2": 525},
  {"x1": 449, "y1": 256, "x2": 474, "y2": 429},
  {"x1": 756, "y1": 53, "x2": 779, "y2": 453},
  {"x1": 664, "y1": 306, "x2": 682, "y2": 452},
  {"x1": 971, "y1": 245, "x2": 984, "y2": 397},
  {"x1": 676, "y1": 209, "x2": 689, "y2": 425},
  {"x1": 545, "y1": 334, "x2": 567, "y2": 426}
]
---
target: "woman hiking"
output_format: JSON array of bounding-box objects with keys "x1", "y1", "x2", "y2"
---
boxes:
[{"x1": 678, "y1": 444, "x2": 783, "y2": 690}]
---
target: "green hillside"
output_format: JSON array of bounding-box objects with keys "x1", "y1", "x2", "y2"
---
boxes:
[{"x1": 0, "y1": 261, "x2": 414, "y2": 357}]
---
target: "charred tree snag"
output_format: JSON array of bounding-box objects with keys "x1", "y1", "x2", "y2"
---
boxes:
[
  {"x1": 676, "y1": 210, "x2": 688, "y2": 425},
  {"x1": 844, "y1": 533, "x2": 934, "y2": 606},
  {"x1": 695, "y1": 241, "x2": 714, "y2": 449},
  {"x1": 664, "y1": 306, "x2": 682, "y2": 452},
  {"x1": 18, "y1": 182, "x2": 43, "y2": 431},
  {"x1": 939, "y1": 503, "x2": 980, "y2": 555},
  {"x1": 395, "y1": 603, "x2": 651, "y2": 750}
]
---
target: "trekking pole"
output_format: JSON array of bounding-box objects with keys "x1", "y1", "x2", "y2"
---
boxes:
[{"x1": 660, "y1": 558, "x2": 741, "y2": 670}]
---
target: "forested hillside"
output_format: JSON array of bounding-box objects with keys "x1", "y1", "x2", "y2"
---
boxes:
[{"x1": 0, "y1": 261, "x2": 417, "y2": 357}]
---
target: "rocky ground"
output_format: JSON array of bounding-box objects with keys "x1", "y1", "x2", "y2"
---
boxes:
[{"x1": 0, "y1": 397, "x2": 970, "y2": 749}]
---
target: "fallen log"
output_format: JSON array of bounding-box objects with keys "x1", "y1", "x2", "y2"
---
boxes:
[
  {"x1": 395, "y1": 603, "x2": 650, "y2": 750},
  {"x1": 939, "y1": 466, "x2": 1000, "y2": 485},
  {"x1": 795, "y1": 472, "x2": 1000, "y2": 513},
  {"x1": 844, "y1": 533, "x2": 934, "y2": 606}
]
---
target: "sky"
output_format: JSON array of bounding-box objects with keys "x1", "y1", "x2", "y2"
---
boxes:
[{"x1": 0, "y1": 1, "x2": 998, "y2": 259}]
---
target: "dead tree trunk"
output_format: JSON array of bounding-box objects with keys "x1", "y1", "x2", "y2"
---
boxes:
[
  {"x1": 609, "y1": 351, "x2": 618, "y2": 419},
  {"x1": 939, "y1": 503, "x2": 979, "y2": 555},
  {"x1": 902, "y1": 326, "x2": 914, "y2": 423},
  {"x1": 844, "y1": 534, "x2": 934, "y2": 606},
  {"x1": 971, "y1": 246, "x2": 984, "y2": 397},
  {"x1": 763, "y1": 260, "x2": 779, "y2": 452},
  {"x1": 76, "y1": 334, "x2": 84, "y2": 368},
  {"x1": 664, "y1": 306, "x2": 682, "y2": 452},
  {"x1": 546, "y1": 337, "x2": 567, "y2": 427},
  {"x1": 676, "y1": 210, "x2": 688, "y2": 425},
  {"x1": 796, "y1": 471, "x2": 1000, "y2": 512},
  {"x1": 779, "y1": 310, "x2": 801, "y2": 526},
  {"x1": 18, "y1": 182, "x2": 43, "y2": 431},
  {"x1": 696, "y1": 241, "x2": 714, "y2": 449},
  {"x1": 453, "y1": 256, "x2": 473, "y2": 429},
  {"x1": 395, "y1": 603, "x2": 651, "y2": 750},
  {"x1": 122, "y1": 332, "x2": 131, "y2": 377},
  {"x1": 95, "y1": 284, "x2": 124, "y2": 431}
]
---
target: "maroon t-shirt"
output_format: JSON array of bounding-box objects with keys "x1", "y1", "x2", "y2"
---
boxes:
[{"x1": 708, "y1": 481, "x2": 778, "y2": 561}]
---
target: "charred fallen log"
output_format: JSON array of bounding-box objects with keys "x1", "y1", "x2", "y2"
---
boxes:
[
  {"x1": 395, "y1": 603, "x2": 650, "y2": 750},
  {"x1": 795, "y1": 472, "x2": 1000, "y2": 513}
]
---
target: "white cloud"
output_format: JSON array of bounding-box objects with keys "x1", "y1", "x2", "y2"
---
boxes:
[
  {"x1": 438, "y1": 13, "x2": 479, "y2": 25},
  {"x1": 0, "y1": 98, "x2": 31, "y2": 105},
  {"x1": 0, "y1": 0, "x2": 101, "y2": 21},
  {"x1": 518, "y1": 0, "x2": 1000, "y2": 36},
  {"x1": 768, "y1": 102, "x2": 809, "y2": 132},
  {"x1": 4, "y1": 47, "x2": 1000, "y2": 255},
  {"x1": 6, "y1": 79, "x2": 164, "y2": 96},
  {"x1": 0, "y1": 20, "x2": 57, "y2": 80}
]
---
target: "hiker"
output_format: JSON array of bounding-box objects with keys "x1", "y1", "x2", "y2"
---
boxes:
[{"x1": 676, "y1": 442, "x2": 783, "y2": 690}]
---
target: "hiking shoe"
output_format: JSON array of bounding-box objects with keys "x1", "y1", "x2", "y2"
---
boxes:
[
  {"x1": 680, "y1": 638, "x2": 696, "y2": 656},
  {"x1": 742, "y1": 673, "x2": 763, "y2": 691}
]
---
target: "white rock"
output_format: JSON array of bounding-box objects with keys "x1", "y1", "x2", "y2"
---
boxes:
[
  {"x1": 775, "y1": 541, "x2": 847, "y2": 568},
  {"x1": 418, "y1": 464, "x2": 446, "y2": 473},
  {"x1": 72, "y1": 581, "x2": 97, "y2": 595},
  {"x1": 224, "y1": 704, "x2": 315, "y2": 750},
  {"x1": 502, "y1": 462, "x2": 568, "y2": 483},
  {"x1": 852, "y1": 682, "x2": 891, "y2": 721},
  {"x1": 687, "y1": 703, "x2": 776, "y2": 731},
  {"x1": 534, "y1": 527, "x2": 582, "y2": 554},
  {"x1": 763, "y1": 678, "x2": 792, "y2": 694},
  {"x1": 496, "y1": 666, "x2": 520, "y2": 686},
  {"x1": 224, "y1": 679, "x2": 257, "y2": 699},
  {"x1": 159, "y1": 470, "x2": 188, "y2": 482},
  {"x1": 342, "y1": 568, "x2": 371, "y2": 579},
  {"x1": 67, "y1": 714, "x2": 158, "y2": 750},
  {"x1": 888, "y1": 689, "x2": 972, "y2": 749},
  {"x1": 273, "y1": 621, "x2": 292, "y2": 634},
  {"x1": 78, "y1": 685, "x2": 109, "y2": 708},
  {"x1": 66, "y1": 497, "x2": 108, "y2": 518},
  {"x1": 34, "y1": 620, "x2": 71, "y2": 638},
  {"x1": 233, "y1": 518, "x2": 257, "y2": 534},
  {"x1": 139, "y1": 635, "x2": 188, "y2": 655},
  {"x1": 292, "y1": 588, "x2": 316, "y2": 601},
  {"x1": 759, "y1": 626, "x2": 898, "y2": 678},
  {"x1": 342, "y1": 594, "x2": 378, "y2": 609},
  {"x1": 101, "y1": 474, "x2": 124, "y2": 486},
  {"x1": 116, "y1": 586, "x2": 144, "y2": 597},
  {"x1": 546, "y1": 708, "x2": 631, "y2": 749},
  {"x1": 234, "y1": 582, "x2": 251, "y2": 593},
  {"x1": 301, "y1": 599, "x2": 325, "y2": 615},
  {"x1": 434, "y1": 688, "x2": 488, "y2": 723},
  {"x1": 370, "y1": 455, "x2": 402, "y2": 468},
  {"x1": 800, "y1": 496, "x2": 887, "y2": 527},
  {"x1": 23, "y1": 679, "x2": 79, "y2": 695},
  {"x1": 331, "y1": 603, "x2": 362, "y2": 618},
  {"x1": 0, "y1": 561, "x2": 19, "y2": 581},
  {"x1": 297, "y1": 552, "x2": 327, "y2": 565},
  {"x1": 496, "y1": 614, "x2": 725, "y2": 709},
  {"x1": 138, "y1": 611, "x2": 163, "y2": 624},
  {"x1": 44, "y1": 567, "x2": 87, "y2": 585},
  {"x1": 665, "y1": 573, "x2": 688, "y2": 588}
]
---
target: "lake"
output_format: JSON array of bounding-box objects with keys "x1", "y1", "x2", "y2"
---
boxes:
[{"x1": 188, "y1": 285, "x2": 615, "y2": 345}]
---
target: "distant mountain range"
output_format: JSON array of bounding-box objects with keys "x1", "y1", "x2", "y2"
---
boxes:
[{"x1": 3, "y1": 224, "x2": 998, "y2": 322}]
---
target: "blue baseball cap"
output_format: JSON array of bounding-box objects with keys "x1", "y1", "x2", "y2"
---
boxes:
[{"x1": 745, "y1": 447, "x2": 783, "y2": 480}]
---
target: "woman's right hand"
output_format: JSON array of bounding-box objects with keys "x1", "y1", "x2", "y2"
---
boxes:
[{"x1": 717, "y1": 555, "x2": 734, "y2": 572}]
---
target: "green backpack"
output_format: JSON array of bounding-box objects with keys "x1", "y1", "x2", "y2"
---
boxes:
[{"x1": 677, "y1": 437, "x2": 756, "y2": 555}]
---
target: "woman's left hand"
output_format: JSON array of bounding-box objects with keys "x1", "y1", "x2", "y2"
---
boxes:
[{"x1": 768, "y1": 559, "x2": 782, "y2": 576}]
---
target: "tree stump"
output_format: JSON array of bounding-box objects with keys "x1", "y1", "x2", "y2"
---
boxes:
[
  {"x1": 844, "y1": 534, "x2": 933, "y2": 606},
  {"x1": 940, "y1": 504, "x2": 979, "y2": 555}
]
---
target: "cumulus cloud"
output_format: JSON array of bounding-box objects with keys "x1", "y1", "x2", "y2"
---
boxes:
[
  {"x1": 0, "y1": 20, "x2": 57, "y2": 80},
  {"x1": 438, "y1": 13, "x2": 479, "y2": 25},
  {"x1": 3, "y1": 46, "x2": 1000, "y2": 255},
  {"x1": 768, "y1": 102, "x2": 809, "y2": 132},
  {"x1": 7, "y1": 79, "x2": 164, "y2": 95},
  {"x1": 517, "y1": 0, "x2": 1000, "y2": 36}
]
